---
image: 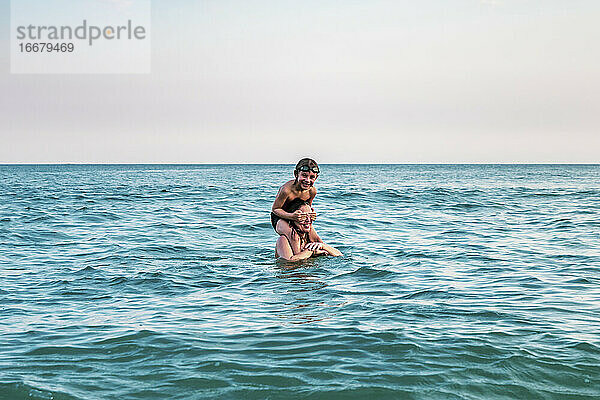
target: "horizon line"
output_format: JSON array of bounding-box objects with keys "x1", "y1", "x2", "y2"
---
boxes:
[{"x1": 1, "y1": 162, "x2": 599, "y2": 166}]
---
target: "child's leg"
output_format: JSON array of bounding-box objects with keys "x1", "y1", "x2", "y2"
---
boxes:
[{"x1": 276, "y1": 219, "x2": 293, "y2": 242}]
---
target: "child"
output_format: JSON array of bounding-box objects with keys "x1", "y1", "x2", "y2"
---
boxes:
[{"x1": 271, "y1": 158, "x2": 323, "y2": 245}]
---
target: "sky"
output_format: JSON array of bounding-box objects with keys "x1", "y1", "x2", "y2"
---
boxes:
[{"x1": 1, "y1": 0, "x2": 599, "y2": 163}]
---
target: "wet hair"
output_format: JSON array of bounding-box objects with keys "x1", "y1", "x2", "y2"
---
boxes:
[{"x1": 295, "y1": 158, "x2": 319, "y2": 172}]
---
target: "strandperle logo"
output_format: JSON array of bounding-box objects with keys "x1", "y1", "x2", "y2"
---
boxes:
[
  {"x1": 11, "y1": 0, "x2": 151, "y2": 74},
  {"x1": 15, "y1": 20, "x2": 147, "y2": 46}
]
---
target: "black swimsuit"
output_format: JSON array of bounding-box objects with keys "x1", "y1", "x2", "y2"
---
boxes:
[
  {"x1": 271, "y1": 197, "x2": 309, "y2": 231},
  {"x1": 270, "y1": 212, "x2": 281, "y2": 230}
]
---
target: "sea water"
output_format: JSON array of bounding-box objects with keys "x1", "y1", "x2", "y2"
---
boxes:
[{"x1": 0, "y1": 164, "x2": 599, "y2": 399}]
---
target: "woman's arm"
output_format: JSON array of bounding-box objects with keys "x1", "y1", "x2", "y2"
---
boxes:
[
  {"x1": 305, "y1": 242, "x2": 342, "y2": 257},
  {"x1": 308, "y1": 226, "x2": 323, "y2": 243},
  {"x1": 276, "y1": 236, "x2": 313, "y2": 261},
  {"x1": 321, "y1": 243, "x2": 342, "y2": 256}
]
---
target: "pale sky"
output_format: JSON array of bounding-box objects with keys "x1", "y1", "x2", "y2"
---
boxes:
[{"x1": 1, "y1": 0, "x2": 599, "y2": 163}]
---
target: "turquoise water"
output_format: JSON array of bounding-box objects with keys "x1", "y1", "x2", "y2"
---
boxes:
[{"x1": 1, "y1": 164, "x2": 599, "y2": 399}]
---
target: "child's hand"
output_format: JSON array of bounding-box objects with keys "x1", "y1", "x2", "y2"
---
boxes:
[{"x1": 292, "y1": 210, "x2": 305, "y2": 222}]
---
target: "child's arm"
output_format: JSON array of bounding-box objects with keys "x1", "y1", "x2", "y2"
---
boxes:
[
  {"x1": 307, "y1": 188, "x2": 318, "y2": 222},
  {"x1": 272, "y1": 186, "x2": 303, "y2": 221},
  {"x1": 307, "y1": 187, "x2": 317, "y2": 206}
]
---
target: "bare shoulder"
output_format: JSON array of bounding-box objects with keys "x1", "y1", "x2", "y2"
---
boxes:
[
  {"x1": 281, "y1": 179, "x2": 302, "y2": 198},
  {"x1": 281, "y1": 180, "x2": 296, "y2": 191},
  {"x1": 276, "y1": 234, "x2": 293, "y2": 250},
  {"x1": 278, "y1": 181, "x2": 295, "y2": 196},
  {"x1": 276, "y1": 234, "x2": 296, "y2": 260},
  {"x1": 276, "y1": 235, "x2": 287, "y2": 246}
]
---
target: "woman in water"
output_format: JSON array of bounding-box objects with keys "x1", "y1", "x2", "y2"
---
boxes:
[{"x1": 275, "y1": 199, "x2": 342, "y2": 262}]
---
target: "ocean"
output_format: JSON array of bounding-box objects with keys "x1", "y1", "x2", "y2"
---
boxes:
[{"x1": 1, "y1": 164, "x2": 599, "y2": 399}]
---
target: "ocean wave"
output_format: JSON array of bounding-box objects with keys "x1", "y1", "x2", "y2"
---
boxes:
[
  {"x1": 2, "y1": 164, "x2": 600, "y2": 399},
  {"x1": 0, "y1": 382, "x2": 79, "y2": 400}
]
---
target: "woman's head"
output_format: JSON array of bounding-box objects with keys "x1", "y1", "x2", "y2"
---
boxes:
[{"x1": 287, "y1": 198, "x2": 314, "y2": 233}]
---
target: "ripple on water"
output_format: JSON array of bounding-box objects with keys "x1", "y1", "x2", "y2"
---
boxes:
[{"x1": 1, "y1": 164, "x2": 600, "y2": 399}]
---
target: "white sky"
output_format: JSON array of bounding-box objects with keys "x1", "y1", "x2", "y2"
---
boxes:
[{"x1": 1, "y1": 0, "x2": 599, "y2": 163}]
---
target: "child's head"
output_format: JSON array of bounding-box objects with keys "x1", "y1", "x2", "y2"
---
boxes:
[{"x1": 294, "y1": 158, "x2": 319, "y2": 189}]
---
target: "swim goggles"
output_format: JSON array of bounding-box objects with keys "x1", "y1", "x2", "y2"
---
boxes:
[{"x1": 297, "y1": 165, "x2": 320, "y2": 174}]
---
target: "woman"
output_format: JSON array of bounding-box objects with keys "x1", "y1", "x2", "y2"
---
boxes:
[{"x1": 275, "y1": 199, "x2": 342, "y2": 262}]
